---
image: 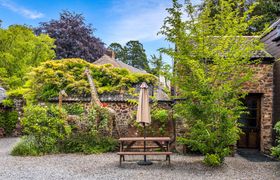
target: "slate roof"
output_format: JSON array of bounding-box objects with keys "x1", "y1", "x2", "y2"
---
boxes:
[
  {"x1": 0, "y1": 87, "x2": 6, "y2": 103},
  {"x1": 94, "y1": 55, "x2": 148, "y2": 74},
  {"x1": 49, "y1": 93, "x2": 138, "y2": 102}
]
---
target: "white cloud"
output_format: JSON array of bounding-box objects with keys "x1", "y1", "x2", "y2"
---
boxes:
[
  {"x1": 104, "y1": 0, "x2": 171, "y2": 44},
  {"x1": 0, "y1": 0, "x2": 44, "y2": 19}
]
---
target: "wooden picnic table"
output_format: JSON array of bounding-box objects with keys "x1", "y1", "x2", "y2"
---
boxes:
[{"x1": 117, "y1": 137, "x2": 172, "y2": 166}]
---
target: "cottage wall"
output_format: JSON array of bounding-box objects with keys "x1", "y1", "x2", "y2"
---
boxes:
[
  {"x1": 106, "y1": 101, "x2": 173, "y2": 137},
  {"x1": 243, "y1": 64, "x2": 274, "y2": 153},
  {"x1": 53, "y1": 100, "x2": 173, "y2": 138}
]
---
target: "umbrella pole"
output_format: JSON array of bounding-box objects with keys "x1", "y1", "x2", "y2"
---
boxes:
[
  {"x1": 137, "y1": 122, "x2": 152, "y2": 165},
  {"x1": 144, "y1": 123, "x2": 147, "y2": 161}
]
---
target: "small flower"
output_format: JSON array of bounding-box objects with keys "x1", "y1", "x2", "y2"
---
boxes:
[{"x1": 101, "y1": 102, "x2": 108, "y2": 107}]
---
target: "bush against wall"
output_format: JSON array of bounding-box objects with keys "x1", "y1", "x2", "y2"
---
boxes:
[
  {"x1": 130, "y1": 104, "x2": 171, "y2": 136},
  {"x1": 18, "y1": 104, "x2": 71, "y2": 154},
  {"x1": 12, "y1": 104, "x2": 117, "y2": 156},
  {"x1": 0, "y1": 109, "x2": 18, "y2": 136},
  {"x1": 271, "y1": 121, "x2": 280, "y2": 159}
]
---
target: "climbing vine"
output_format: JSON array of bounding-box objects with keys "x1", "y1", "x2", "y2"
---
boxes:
[{"x1": 9, "y1": 58, "x2": 157, "y2": 102}]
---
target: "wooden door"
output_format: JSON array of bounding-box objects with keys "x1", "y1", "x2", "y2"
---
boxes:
[{"x1": 237, "y1": 94, "x2": 261, "y2": 149}]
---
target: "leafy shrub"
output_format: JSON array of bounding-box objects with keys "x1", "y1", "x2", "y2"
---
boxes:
[
  {"x1": 60, "y1": 132, "x2": 118, "y2": 154},
  {"x1": 203, "y1": 154, "x2": 221, "y2": 166},
  {"x1": 63, "y1": 103, "x2": 85, "y2": 115},
  {"x1": 0, "y1": 110, "x2": 18, "y2": 136},
  {"x1": 151, "y1": 108, "x2": 169, "y2": 123},
  {"x1": 11, "y1": 136, "x2": 38, "y2": 156},
  {"x1": 21, "y1": 104, "x2": 71, "y2": 154},
  {"x1": 151, "y1": 108, "x2": 169, "y2": 135},
  {"x1": 130, "y1": 106, "x2": 171, "y2": 136},
  {"x1": 271, "y1": 121, "x2": 280, "y2": 159},
  {"x1": 1, "y1": 99, "x2": 14, "y2": 107},
  {"x1": 178, "y1": 120, "x2": 234, "y2": 164}
]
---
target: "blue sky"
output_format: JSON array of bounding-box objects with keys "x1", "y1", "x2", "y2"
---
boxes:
[{"x1": 0, "y1": 0, "x2": 201, "y2": 64}]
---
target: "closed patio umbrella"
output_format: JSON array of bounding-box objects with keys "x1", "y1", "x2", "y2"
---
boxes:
[{"x1": 137, "y1": 82, "x2": 152, "y2": 165}]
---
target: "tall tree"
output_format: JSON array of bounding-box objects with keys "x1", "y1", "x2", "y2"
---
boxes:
[
  {"x1": 200, "y1": 0, "x2": 280, "y2": 34},
  {"x1": 248, "y1": 0, "x2": 280, "y2": 33},
  {"x1": 0, "y1": 25, "x2": 55, "y2": 89},
  {"x1": 36, "y1": 11, "x2": 106, "y2": 62},
  {"x1": 149, "y1": 53, "x2": 164, "y2": 76},
  {"x1": 108, "y1": 41, "x2": 150, "y2": 72},
  {"x1": 125, "y1": 40, "x2": 150, "y2": 71},
  {"x1": 160, "y1": 0, "x2": 263, "y2": 165},
  {"x1": 108, "y1": 42, "x2": 127, "y2": 63}
]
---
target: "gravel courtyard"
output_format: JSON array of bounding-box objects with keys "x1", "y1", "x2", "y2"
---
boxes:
[{"x1": 0, "y1": 138, "x2": 279, "y2": 180}]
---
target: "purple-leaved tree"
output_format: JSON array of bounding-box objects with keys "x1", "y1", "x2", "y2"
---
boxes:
[{"x1": 36, "y1": 11, "x2": 106, "y2": 62}]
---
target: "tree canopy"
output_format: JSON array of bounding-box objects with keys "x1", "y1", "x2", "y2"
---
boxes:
[
  {"x1": 200, "y1": 0, "x2": 280, "y2": 34},
  {"x1": 36, "y1": 11, "x2": 106, "y2": 62},
  {"x1": 0, "y1": 25, "x2": 55, "y2": 89},
  {"x1": 249, "y1": 0, "x2": 280, "y2": 33},
  {"x1": 108, "y1": 41, "x2": 150, "y2": 72}
]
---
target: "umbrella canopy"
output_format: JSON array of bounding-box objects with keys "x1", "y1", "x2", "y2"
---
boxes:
[{"x1": 136, "y1": 82, "x2": 151, "y2": 124}]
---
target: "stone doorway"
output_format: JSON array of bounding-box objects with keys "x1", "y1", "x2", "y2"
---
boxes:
[{"x1": 237, "y1": 94, "x2": 261, "y2": 149}]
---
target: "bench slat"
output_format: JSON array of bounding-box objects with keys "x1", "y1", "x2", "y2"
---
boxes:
[
  {"x1": 117, "y1": 152, "x2": 172, "y2": 155},
  {"x1": 126, "y1": 146, "x2": 167, "y2": 149}
]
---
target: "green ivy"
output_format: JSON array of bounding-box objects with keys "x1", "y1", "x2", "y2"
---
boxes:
[
  {"x1": 63, "y1": 103, "x2": 85, "y2": 115},
  {"x1": 130, "y1": 105, "x2": 171, "y2": 136},
  {"x1": 0, "y1": 110, "x2": 18, "y2": 136},
  {"x1": 13, "y1": 58, "x2": 157, "y2": 102}
]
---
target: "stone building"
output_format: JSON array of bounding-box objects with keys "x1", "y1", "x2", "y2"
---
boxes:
[
  {"x1": 233, "y1": 19, "x2": 280, "y2": 154},
  {"x1": 257, "y1": 18, "x2": 280, "y2": 153}
]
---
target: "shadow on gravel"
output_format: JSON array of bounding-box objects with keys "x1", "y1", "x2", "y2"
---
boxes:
[
  {"x1": 117, "y1": 159, "x2": 225, "y2": 174},
  {"x1": 237, "y1": 149, "x2": 277, "y2": 162}
]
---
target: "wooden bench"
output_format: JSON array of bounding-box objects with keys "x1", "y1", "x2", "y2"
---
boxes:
[
  {"x1": 117, "y1": 151, "x2": 172, "y2": 166},
  {"x1": 118, "y1": 137, "x2": 172, "y2": 166}
]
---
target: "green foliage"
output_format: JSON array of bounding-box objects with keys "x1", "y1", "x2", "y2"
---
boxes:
[
  {"x1": 11, "y1": 136, "x2": 39, "y2": 156},
  {"x1": 245, "y1": 0, "x2": 280, "y2": 34},
  {"x1": 63, "y1": 103, "x2": 85, "y2": 115},
  {"x1": 131, "y1": 105, "x2": 170, "y2": 136},
  {"x1": 13, "y1": 103, "x2": 116, "y2": 156},
  {"x1": 59, "y1": 132, "x2": 117, "y2": 154},
  {"x1": 149, "y1": 53, "x2": 171, "y2": 78},
  {"x1": 22, "y1": 58, "x2": 156, "y2": 102},
  {"x1": 80, "y1": 105, "x2": 111, "y2": 132},
  {"x1": 0, "y1": 24, "x2": 55, "y2": 90},
  {"x1": 203, "y1": 154, "x2": 221, "y2": 167},
  {"x1": 271, "y1": 121, "x2": 280, "y2": 158},
  {"x1": 0, "y1": 110, "x2": 18, "y2": 135},
  {"x1": 160, "y1": 0, "x2": 264, "y2": 165},
  {"x1": 151, "y1": 108, "x2": 169, "y2": 124},
  {"x1": 108, "y1": 41, "x2": 150, "y2": 72},
  {"x1": 1, "y1": 99, "x2": 14, "y2": 107},
  {"x1": 21, "y1": 104, "x2": 71, "y2": 154}
]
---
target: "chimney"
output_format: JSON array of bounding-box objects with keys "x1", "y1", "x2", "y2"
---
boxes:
[{"x1": 106, "y1": 49, "x2": 115, "y2": 59}]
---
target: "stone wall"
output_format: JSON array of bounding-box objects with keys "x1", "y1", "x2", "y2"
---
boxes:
[
  {"x1": 106, "y1": 101, "x2": 173, "y2": 138},
  {"x1": 243, "y1": 64, "x2": 274, "y2": 153},
  {"x1": 52, "y1": 100, "x2": 173, "y2": 138}
]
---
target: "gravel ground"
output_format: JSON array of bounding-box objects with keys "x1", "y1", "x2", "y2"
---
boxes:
[{"x1": 0, "y1": 138, "x2": 279, "y2": 180}]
